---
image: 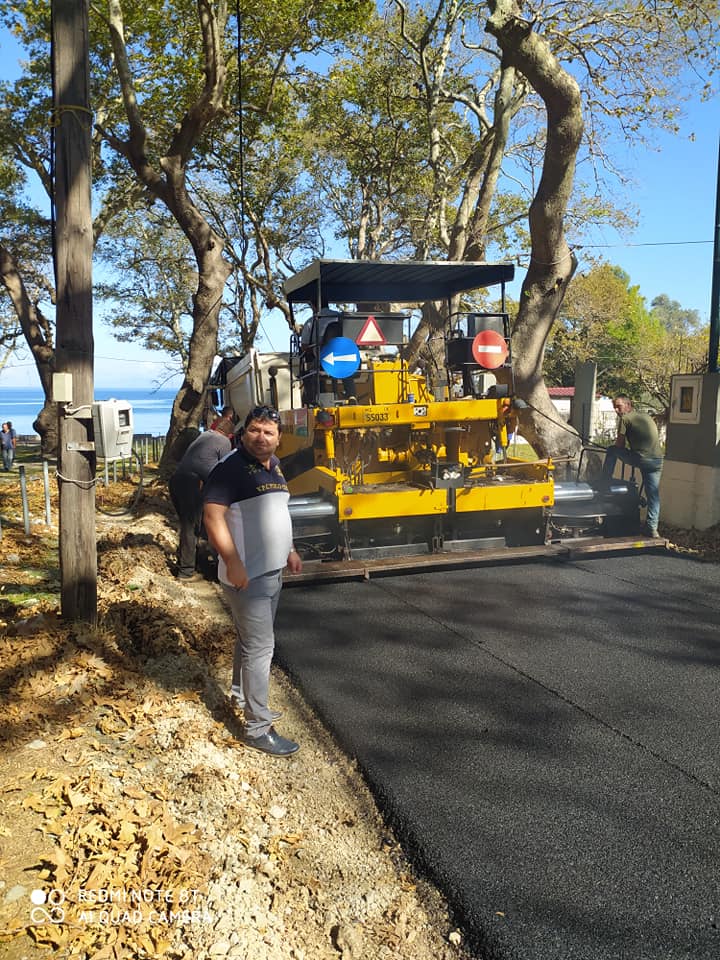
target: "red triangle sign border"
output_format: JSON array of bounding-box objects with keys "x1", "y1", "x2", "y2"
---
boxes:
[{"x1": 356, "y1": 315, "x2": 387, "y2": 346}]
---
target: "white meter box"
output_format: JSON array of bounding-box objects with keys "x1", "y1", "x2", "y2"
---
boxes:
[
  {"x1": 92, "y1": 399, "x2": 134, "y2": 460},
  {"x1": 669, "y1": 374, "x2": 702, "y2": 425}
]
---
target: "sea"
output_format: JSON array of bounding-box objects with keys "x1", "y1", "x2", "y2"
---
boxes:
[{"x1": 0, "y1": 386, "x2": 177, "y2": 439}]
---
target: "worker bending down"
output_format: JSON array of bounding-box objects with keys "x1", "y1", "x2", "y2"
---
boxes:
[{"x1": 601, "y1": 395, "x2": 663, "y2": 538}]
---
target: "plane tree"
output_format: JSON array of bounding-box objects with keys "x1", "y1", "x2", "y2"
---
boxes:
[
  {"x1": 195, "y1": 101, "x2": 328, "y2": 353},
  {"x1": 0, "y1": 152, "x2": 60, "y2": 447},
  {"x1": 298, "y1": 0, "x2": 717, "y2": 457},
  {"x1": 96, "y1": 210, "x2": 211, "y2": 376},
  {"x1": 543, "y1": 262, "x2": 662, "y2": 395},
  {"x1": 490, "y1": 0, "x2": 714, "y2": 453},
  {"x1": 0, "y1": 82, "x2": 56, "y2": 446},
  {"x1": 95, "y1": 204, "x2": 251, "y2": 384},
  {"x1": 442, "y1": 0, "x2": 717, "y2": 456},
  {"x1": 1, "y1": 0, "x2": 717, "y2": 466},
  {"x1": 0, "y1": 0, "x2": 373, "y2": 458},
  {"x1": 94, "y1": 0, "x2": 373, "y2": 406},
  {"x1": 0, "y1": 1, "x2": 148, "y2": 451},
  {"x1": 97, "y1": 0, "x2": 718, "y2": 463}
]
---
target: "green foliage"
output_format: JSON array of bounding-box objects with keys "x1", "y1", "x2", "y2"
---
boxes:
[
  {"x1": 545, "y1": 261, "x2": 708, "y2": 408},
  {"x1": 0, "y1": 0, "x2": 717, "y2": 395},
  {"x1": 649, "y1": 293, "x2": 703, "y2": 334},
  {"x1": 95, "y1": 196, "x2": 266, "y2": 365},
  {"x1": 0, "y1": 0, "x2": 373, "y2": 375},
  {"x1": 300, "y1": 19, "x2": 436, "y2": 257},
  {"x1": 95, "y1": 209, "x2": 196, "y2": 370}
]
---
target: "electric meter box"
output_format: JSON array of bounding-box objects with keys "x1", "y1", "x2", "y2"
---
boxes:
[{"x1": 92, "y1": 399, "x2": 134, "y2": 460}]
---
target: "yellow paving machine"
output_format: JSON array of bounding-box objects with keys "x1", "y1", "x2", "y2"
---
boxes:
[{"x1": 215, "y1": 260, "x2": 662, "y2": 581}]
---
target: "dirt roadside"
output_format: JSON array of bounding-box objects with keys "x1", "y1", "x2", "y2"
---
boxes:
[
  {"x1": 1, "y1": 466, "x2": 718, "y2": 960},
  {"x1": 0, "y1": 472, "x2": 474, "y2": 960}
]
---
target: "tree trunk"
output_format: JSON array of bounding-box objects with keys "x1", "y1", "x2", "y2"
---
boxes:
[
  {"x1": 486, "y1": 0, "x2": 583, "y2": 462},
  {"x1": 405, "y1": 59, "x2": 522, "y2": 376},
  {"x1": 0, "y1": 242, "x2": 58, "y2": 454},
  {"x1": 103, "y1": 0, "x2": 232, "y2": 476},
  {"x1": 453, "y1": 64, "x2": 519, "y2": 263},
  {"x1": 33, "y1": 401, "x2": 59, "y2": 455},
  {"x1": 160, "y1": 235, "x2": 233, "y2": 474}
]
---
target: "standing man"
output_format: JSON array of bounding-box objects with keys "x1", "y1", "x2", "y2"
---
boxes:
[
  {"x1": 169, "y1": 414, "x2": 236, "y2": 580},
  {"x1": 1, "y1": 421, "x2": 17, "y2": 471},
  {"x1": 203, "y1": 405, "x2": 302, "y2": 757},
  {"x1": 602, "y1": 395, "x2": 664, "y2": 537}
]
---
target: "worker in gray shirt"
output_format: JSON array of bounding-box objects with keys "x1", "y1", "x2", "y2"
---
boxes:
[{"x1": 169, "y1": 414, "x2": 236, "y2": 579}]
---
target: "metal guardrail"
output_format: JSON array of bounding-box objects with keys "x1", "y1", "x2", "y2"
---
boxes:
[{"x1": 0, "y1": 435, "x2": 166, "y2": 538}]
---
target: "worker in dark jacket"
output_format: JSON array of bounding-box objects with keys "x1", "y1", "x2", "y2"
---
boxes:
[
  {"x1": 169, "y1": 415, "x2": 235, "y2": 579},
  {"x1": 601, "y1": 395, "x2": 663, "y2": 537}
]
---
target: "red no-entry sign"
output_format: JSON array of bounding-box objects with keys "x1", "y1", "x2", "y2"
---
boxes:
[{"x1": 471, "y1": 330, "x2": 508, "y2": 369}]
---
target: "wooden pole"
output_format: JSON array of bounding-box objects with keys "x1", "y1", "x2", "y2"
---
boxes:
[
  {"x1": 53, "y1": 0, "x2": 97, "y2": 623},
  {"x1": 709, "y1": 137, "x2": 720, "y2": 374}
]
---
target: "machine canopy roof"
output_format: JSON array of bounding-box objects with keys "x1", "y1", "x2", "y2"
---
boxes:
[{"x1": 283, "y1": 259, "x2": 515, "y2": 309}]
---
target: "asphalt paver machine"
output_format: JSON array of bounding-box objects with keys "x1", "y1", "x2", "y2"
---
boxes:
[{"x1": 218, "y1": 259, "x2": 663, "y2": 581}]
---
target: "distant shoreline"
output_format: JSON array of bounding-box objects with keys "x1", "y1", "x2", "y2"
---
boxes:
[{"x1": 2, "y1": 386, "x2": 176, "y2": 438}]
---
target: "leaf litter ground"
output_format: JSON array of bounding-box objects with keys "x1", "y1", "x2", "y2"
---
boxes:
[{"x1": 0, "y1": 470, "x2": 472, "y2": 960}]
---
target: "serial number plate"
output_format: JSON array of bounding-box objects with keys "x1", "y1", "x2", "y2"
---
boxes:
[{"x1": 363, "y1": 411, "x2": 390, "y2": 423}]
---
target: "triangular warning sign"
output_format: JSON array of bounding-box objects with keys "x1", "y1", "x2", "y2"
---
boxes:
[{"x1": 356, "y1": 315, "x2": 387, "y2": 346}]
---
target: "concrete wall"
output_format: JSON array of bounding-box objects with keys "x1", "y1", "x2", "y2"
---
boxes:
[
  {"x1": 660, "y1": 459, "x2": 720, "y2": 529},
  {"x1": 665, "y1": 373, "x2": 720, "y2": 468},
  {"x1": 661, "y1": 373, "x2": 720, "y2": 529}
]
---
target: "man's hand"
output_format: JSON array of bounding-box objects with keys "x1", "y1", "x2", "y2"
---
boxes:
[
  {"x1": 204, "y1": 502, "x2": 248, "y2": 588},
  {"x1": 286, "y1": 549, "x2": 303, "y2": 575},
  {"x1": 225, "y1": 555, "x2": 249, "y2": 589}
]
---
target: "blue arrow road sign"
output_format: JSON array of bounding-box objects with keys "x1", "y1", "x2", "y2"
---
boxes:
[{"x1": 320, "y1": 337, "x2": 361, "y2": 378}]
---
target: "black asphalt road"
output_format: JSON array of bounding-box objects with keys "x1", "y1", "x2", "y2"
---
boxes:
[{"x1": 274, "y1": 552, "x2": 720, "y2": 960}]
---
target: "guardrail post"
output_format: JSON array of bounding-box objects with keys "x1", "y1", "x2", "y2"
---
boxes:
[
  {"x1": 19, "y1": 465, "x2": 31, "y2": 535},
  {"x1": 43, "y1": 459, "x2": 52, "y2": 525}
]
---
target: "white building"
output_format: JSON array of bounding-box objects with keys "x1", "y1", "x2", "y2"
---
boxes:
[{"x1": 547, "y1": 387, "x2": 617, "y2": 442}]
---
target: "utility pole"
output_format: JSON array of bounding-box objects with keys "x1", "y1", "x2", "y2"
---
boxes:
[
  {"x1": 52, "y1": 0, "x2": 97, "y2": 623},
  {"x1": 708, "y1": 137, "x2": 720, "y2": 374}
]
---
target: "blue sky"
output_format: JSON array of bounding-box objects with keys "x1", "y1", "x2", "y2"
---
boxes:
[
  {"x1": 573, "y1": 96, "x2": 718, "y2": 321},
  {"x1": 0, "y1": 28, "x2": 717, "y2": 389},
  {"x1": 256, "y1": 96, "x2": 720, "y2": 358}
]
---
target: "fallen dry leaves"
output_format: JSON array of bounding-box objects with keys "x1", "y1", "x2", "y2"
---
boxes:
[{"x1": 1, "y1": 470, "x2": 474, "y2": 960}]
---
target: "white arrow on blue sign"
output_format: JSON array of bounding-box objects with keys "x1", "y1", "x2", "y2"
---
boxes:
[{"x1": 320, "y1": 337, "x2": 361, "y2": 378}]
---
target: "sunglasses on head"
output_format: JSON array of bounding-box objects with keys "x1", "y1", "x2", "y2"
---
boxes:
[{"x1": 245, "y1": 405, "x2": 281, "y2": 426}]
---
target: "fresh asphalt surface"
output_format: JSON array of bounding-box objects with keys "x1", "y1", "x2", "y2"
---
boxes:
[{"x1": 274, "y1": 551, "x2": 720, "y2": 960}]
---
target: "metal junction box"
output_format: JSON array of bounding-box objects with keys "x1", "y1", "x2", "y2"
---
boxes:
[{"x1": 92, "y1": 399, "x2": 134, "y2": 460}]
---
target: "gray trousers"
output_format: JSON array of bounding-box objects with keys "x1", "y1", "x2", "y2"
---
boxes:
[{"x1": 221, "y1": 570, "x2": 282, "y2": 737}]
